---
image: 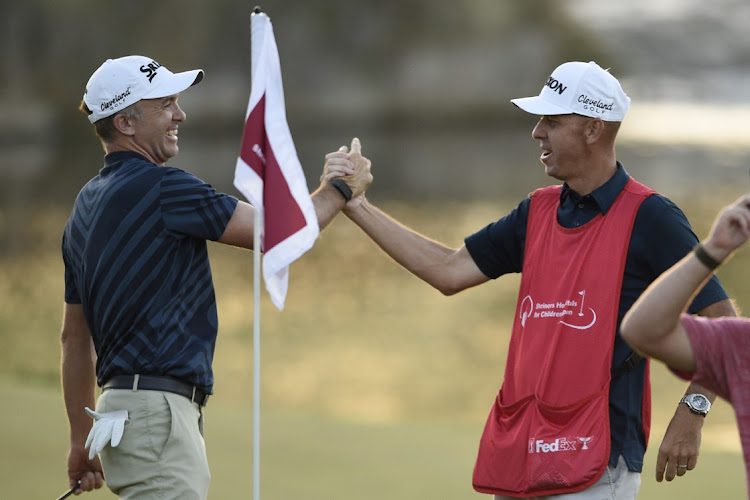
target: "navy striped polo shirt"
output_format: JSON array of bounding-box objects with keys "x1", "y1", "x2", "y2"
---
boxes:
[
  {"x1": 62, "y1": 151, "x2": 238, "y2": 392},
  {"x1": 465, "y1": 163, "x2": 728, "y2": 473}
]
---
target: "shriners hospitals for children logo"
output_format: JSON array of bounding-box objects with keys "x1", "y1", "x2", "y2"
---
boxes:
[{"x1": 519, "y1": 290, "x2": 597, "y2": 330}]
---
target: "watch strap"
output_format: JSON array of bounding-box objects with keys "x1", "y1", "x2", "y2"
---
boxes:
[{"x1": 329, "y1": 179, "x2": 353, "y2": 201}]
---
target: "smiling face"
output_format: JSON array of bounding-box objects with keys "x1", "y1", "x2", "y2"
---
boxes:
[
  {"x1": 128, "y1": 94, "x2": 186, "y2": 165},
  {"x1": 531, "y1": 114, "x2": 593, "y2": 182}
]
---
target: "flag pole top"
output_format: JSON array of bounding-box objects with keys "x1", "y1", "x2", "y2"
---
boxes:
[{"x1": 253, "y1": 5, "x2": 262, "y2": 14}]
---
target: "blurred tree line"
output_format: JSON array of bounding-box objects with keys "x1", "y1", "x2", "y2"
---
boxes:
[{"x1": 1, "y1": 0, "x2": 610, "y2": 253}]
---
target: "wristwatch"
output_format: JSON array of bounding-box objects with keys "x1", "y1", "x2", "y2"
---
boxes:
[{"x1": 680, "y1": 393, "x2": 711, "y2": 416}]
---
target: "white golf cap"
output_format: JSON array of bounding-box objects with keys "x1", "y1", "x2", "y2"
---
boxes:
[
  {"x1": 511, "y1": 61, "x2": 630, "y2": 122},
  {"x1": 83, "y1": 55, "x2": 204, "y2": 123}
]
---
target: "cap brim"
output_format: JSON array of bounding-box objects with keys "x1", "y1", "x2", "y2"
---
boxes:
[
  {"x1": 510, "y1": 95, "x2": 572, "y2": 116},
  {"x1": 142, "y1": 69, "x2": 204, "y2": 99}
]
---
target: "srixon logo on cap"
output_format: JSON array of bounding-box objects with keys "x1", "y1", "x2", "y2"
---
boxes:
[
  {"x1": 140, "y1": 60, "x2": 162, "y2": 82},
  {"x1": 545, "y1": 76, "x2": 567, "y2": 95}
]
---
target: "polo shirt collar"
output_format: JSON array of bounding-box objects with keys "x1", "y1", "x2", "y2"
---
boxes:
[
  {"x1": 104, "y1": 151, "x2": 151, "y2": 167},
  {"x1": 560, "y1": 162, "x2": 629, "y2": 215}
]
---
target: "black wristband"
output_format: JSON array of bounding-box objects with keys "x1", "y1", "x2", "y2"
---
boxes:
[
  {"x1": 329, "y1": 178, "x2": 353, "y2": 201},
  {"x1": 693, "y1": 243, "x2": 722, "y2": 270}
]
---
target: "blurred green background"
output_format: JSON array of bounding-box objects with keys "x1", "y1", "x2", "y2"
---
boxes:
[{"x1": 2, "y1": 0, "x2": 750, "y2": 498}]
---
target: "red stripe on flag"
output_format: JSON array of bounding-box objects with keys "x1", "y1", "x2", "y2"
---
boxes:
[
  {"x1": 239, "y1": 94, "x2": 267, "y2": 178},
  {"x1": 239, "y1": 93, "x2": 306, "y2": 251}
]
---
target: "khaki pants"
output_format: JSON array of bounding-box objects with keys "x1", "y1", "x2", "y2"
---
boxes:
[
  {"x1": 493, "y1": 456, "x2": 641, "y2": 500},
  {"x1": 96, "y1": 389, "x2": 210, "y2": 499}
]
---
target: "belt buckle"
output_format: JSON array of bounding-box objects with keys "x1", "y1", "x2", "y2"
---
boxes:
[{"x1": 191, "y1": 386, "x2": 209, "y2": 407}]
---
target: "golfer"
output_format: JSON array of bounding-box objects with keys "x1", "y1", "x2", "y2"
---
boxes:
[{"x1": 61, "y1": 55, "x2": 371, "y2": 498}]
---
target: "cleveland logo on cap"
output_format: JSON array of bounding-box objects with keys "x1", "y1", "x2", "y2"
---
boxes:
[
  {"x1": 578, "y1": 94, "x2": 614, "y2": 113},
  {"x1": 100, "y1": 86, "x2": 132, "y2": 112}
]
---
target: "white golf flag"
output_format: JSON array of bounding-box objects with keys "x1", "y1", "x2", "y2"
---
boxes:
[{"x1": 234, "y1": 11, "x2": 319, "y2": 310}]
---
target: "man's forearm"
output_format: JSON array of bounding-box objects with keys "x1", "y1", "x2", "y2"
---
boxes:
[
  {"x1": 344, "y1": 199, "x2": 490, "y2": 295},
  {"x1": 311, "y1": 184, "x2": 347, "y2": 232},
  {"x1": 61, "y1": 333, "x2": 97, "y2": 445},
  {"x1": 623, "y1": 252, "x2": 715, "y2": 346}
]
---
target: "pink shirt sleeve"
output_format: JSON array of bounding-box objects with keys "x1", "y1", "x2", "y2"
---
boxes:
[{"x1": 679, "y1": 313, "x2": 750, "y2": 404}]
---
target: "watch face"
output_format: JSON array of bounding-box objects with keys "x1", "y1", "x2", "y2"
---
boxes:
[{"x1": 689, "y1": 394, "x2": 711, "y2": 412}]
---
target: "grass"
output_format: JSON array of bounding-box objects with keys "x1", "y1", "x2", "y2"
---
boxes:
[
  {"x1": 1, "y1": 379, "x2": 745, "y2": 499},
  {"x1": 1, "y1": 197, "x2": 749, "y2": 498}
]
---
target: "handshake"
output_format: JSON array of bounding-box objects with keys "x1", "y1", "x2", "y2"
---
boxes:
[{"x1": 321, "y1": 137, "x2": 373, "y2": 205}]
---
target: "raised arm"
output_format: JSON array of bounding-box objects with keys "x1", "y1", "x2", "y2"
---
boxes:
[
  {"x1": 621, "y1": 193, "x2": 750, "y2": 482},
  {"x1": 621, "y1": 193, "x2": 750, "y2": 369},
  {"x1": 343, "y1": 197, "x2": 488, "y2": 295}
]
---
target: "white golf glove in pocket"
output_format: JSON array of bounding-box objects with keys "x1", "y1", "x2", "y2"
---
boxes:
[{"x1": 84, "y1": 407, "x2": 129, "y2": 460}]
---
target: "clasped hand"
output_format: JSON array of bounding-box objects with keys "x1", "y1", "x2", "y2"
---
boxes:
[{"x1": 321, "y1": 137, "x2": 373, "y2": 203}]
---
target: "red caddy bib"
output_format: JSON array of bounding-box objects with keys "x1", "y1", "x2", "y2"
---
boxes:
[{"x1": 473, "y1": 179, "x2": 653, "y2": 497}]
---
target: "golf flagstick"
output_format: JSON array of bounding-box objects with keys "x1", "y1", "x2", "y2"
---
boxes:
[
  {"x1": 251, "y1": 9, "x2": 263, "y2": 499},
  {"x1": 236, "y1": 6, "x2": 322, "y2": 497},
  {"x1": 253, "y1": 193, "x2": 262, "y2": 500}
]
